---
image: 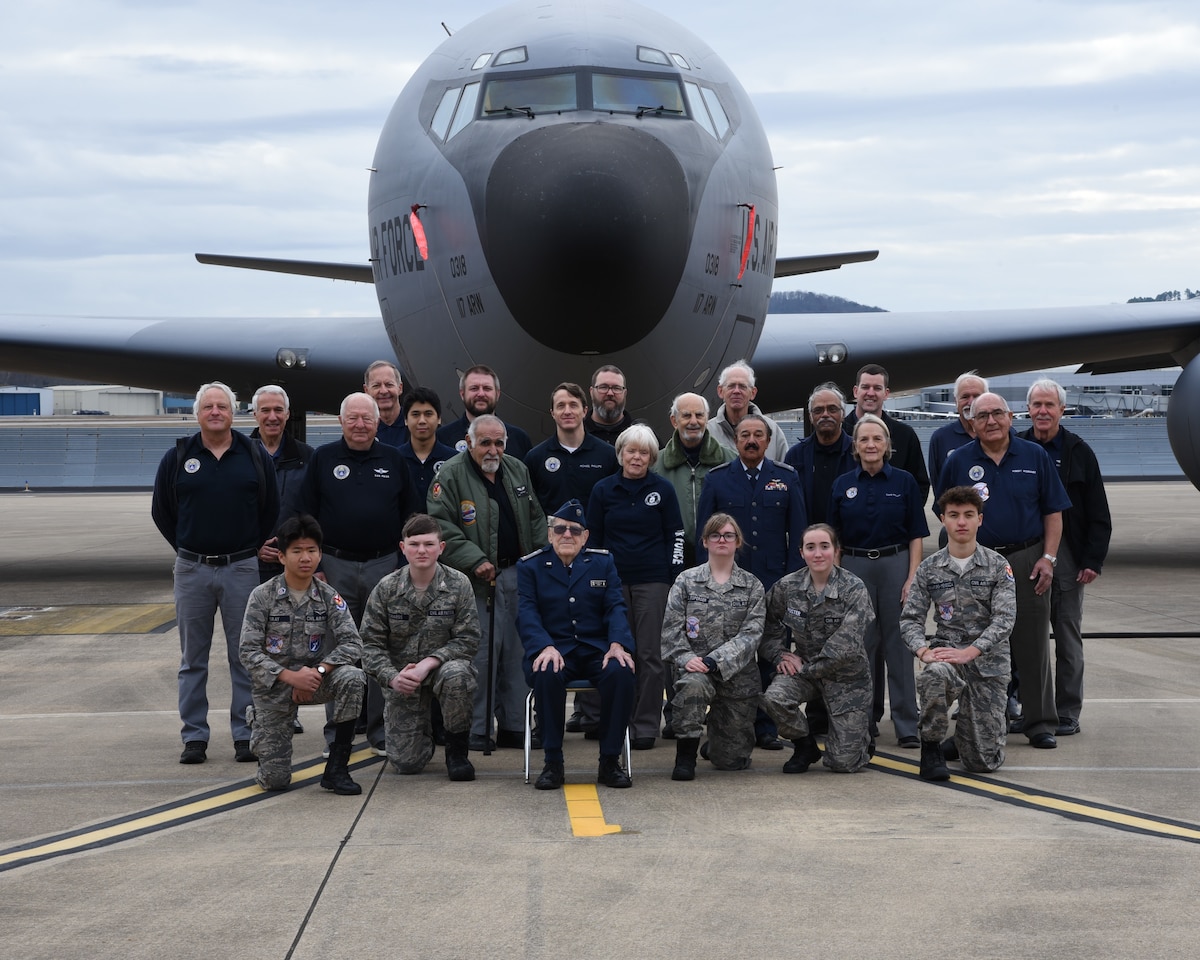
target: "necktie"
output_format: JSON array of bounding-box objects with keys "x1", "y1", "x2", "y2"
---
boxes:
[{"x1": 748, "y1": 470, "x2": 759, "y2": 484}]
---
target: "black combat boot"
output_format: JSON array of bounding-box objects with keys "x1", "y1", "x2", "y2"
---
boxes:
[
  {"x1": 672, "y1": 738, "x2": 700, "y2": 781},
  {"x1": 597, "y1": 754, "x2": 632, "y2": 788},
  {"x1": 941, "y1": 737, "x2": 959, "y2": 761},
  {"x1": 320, "y1": 743, "x2": 362, "y2": 795},
  {"x1": 919, "y1": 740, "x2": 950, "y2": 781},
  {"x1": 444, "y1": 730, "x2": 476, "y2": 782},
  {"x1": 782, "y1": 734, "x2": 822, "y2": 774}
]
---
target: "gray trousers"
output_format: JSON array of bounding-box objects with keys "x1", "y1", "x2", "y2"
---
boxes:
[
  {"x1": 1050, "y1": 546, "x2": 1085, "y2": 721},
  {"x1": 1008, "y1": 541, "x2": 1057, "y2": 739},
  {"x1": 173, "y1": 555, "x2": 257, "y2": 744},
  {"x1": 844, "y1": 551, "x2": 918, "y2": 741},
  {"x1": 320, "y1": 552, "x2": 397, "y2": 749},
  {"x1": 472, "y1": 565, "x2": 528, "y2": 737},
  {"x1": 626, "y1": 582, "x2": 669, "y2": 740}
]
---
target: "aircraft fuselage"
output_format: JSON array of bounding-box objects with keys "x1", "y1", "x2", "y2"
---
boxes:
[{"x1": 368, "y1": 0, "x2": 777, "y2": 434}]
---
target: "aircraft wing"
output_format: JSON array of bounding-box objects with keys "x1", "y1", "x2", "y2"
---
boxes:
[
  {"x1": 751, "y1": 300, "x2": 1200, "y2": 406},
  {"x1": 0, "y1": 314, "x2": 395, "y2": 414},
  {"x1": 194, "y1": 254, "x2": 375, "y2": 284},
  {"x1": 773, "y1": 250, "x2": 879, "y2": 277}
]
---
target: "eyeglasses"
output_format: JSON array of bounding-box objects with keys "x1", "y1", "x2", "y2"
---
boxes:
[
  {"x1": 593, "y1": 384, "x2": 626, "y2": 394},
  {"x1": 551, "y1": 524, "x2": 584, "y2": 536},
  {"x1": 706, "y1": 532, "x2": 738, "y2": 543},
  {"x1": 809, "y1": 404, "x2": 842, "y2": 415},
  {"x1": 973, "y1": 409, "x2": 1009, "y2": 422},
  {"x1": 342, "y1": 415, "x2": 377, "y2": 424}
]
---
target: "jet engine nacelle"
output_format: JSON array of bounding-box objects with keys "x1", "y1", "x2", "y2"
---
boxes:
[{"x1": 1167, "y1": 353, "x2": 1200, "y2": 490}]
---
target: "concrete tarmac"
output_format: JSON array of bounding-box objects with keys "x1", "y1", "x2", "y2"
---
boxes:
[{"x1": 1, "y1": 485, "x2": 1198, "y2": 960}]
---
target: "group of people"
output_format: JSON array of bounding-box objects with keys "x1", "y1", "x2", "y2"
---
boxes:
[{"x1": 150, "y1": 354, "x2": 1111, "y2": 793}]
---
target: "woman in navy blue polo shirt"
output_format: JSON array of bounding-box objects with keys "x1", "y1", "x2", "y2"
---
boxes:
[
  {"x1": 587, "y1": 424, "x2": 685, "y2": 749},
  {"x1": 829, "y1": 414, "x2": 929, "y2": 748}
]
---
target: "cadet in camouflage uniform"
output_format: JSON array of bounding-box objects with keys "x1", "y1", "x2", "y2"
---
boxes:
[
  {"x1": 239, "y1": 515, "x2": 365, "y2": 794},
  {"x1": 361, "y1": 514, "x2": 480, "y2": 780},
  {"x1": 760, "y1": 524, "x2": 874, "y2": 774},
  {"x1": 661, "y1": 513, "x2": 765, "y2": 778},
  {"x1": 901, "y1": 486, "x2": 1015, "y2": 780}
]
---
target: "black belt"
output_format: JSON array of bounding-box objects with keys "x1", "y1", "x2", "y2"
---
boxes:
[
  {"x1": 324, "y1": 545, "x2": 397, "y2": 562},
  {"x1": 496, "y1": 558, "x2": 518, "y2": 569},
  {"x1": 843, "y1": 543, "x2": 907, "y2": 559},
  {"x1": 992, "y1": 537, "x2": 1041, "y2": 557},
  {"x1": 178, "y1": 548, "x2": 257, "y2": 566}
]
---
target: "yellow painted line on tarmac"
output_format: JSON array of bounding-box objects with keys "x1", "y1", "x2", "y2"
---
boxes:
[
  {"x1": 562, "y1": 783, "x2": 622, "y2": 837},
  {"x1": 0, "y1": 603, "x2": 177, "y2": 636},
  {"x1": 871, "y1": 750, "x2": 1200, "y2": 843},
  {"x1": 0, "y1": 747, "x2": 377, "y2": 872}
]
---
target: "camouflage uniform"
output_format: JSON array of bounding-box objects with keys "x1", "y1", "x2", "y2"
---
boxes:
[
  {"x1": 360, "y1": 563, "x2": 480, "y2": 773},
  {"x1": 661, "y1": 563, "x2": 765, "y2": 769},
  {"x1": 900, "y1": 546, "x2": 1015, "y2": 772},
  {"x1": 239, "y1": 575, "x2": 364, "y2": 790},
  {"x1": 760, "y1": 566, "x2": 874, "y2": 772}
]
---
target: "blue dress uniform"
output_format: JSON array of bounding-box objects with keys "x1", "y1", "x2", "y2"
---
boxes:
[
  {"x1": 695, "y1": 457, "x2": 807, "y2": 746},
  {"x1": 694, "y1": 459, "x2": 807, "y2": 590},
  {"x1": 517, "y1": 545, "x2": 636, "y2": 764}
]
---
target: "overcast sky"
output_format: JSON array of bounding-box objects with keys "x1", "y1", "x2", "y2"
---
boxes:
[{"x1": 1, "y1": 0, "x2": 1196, "y2": 320}]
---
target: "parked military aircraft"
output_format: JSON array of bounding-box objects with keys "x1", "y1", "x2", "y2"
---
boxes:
[{"x1": 3, "y1": 0, "x2": 1200, "y2": 486}]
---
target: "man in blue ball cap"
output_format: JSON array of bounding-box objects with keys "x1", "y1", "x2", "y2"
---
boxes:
[{"x1": 517, "y1": 500, "x2": 637, "y2": 789}]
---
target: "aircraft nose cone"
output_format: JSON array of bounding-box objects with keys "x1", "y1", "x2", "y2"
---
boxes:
[{"x1": 485, "y1": 123, "x2": 689, "y2": 353}]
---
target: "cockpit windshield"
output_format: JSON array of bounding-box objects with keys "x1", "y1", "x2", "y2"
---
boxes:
[
  {"x1": 592, "y1": 73, "x2": 684, "y2": 115},
  {"x1": 432, "y1": 68, "x2": 724, "y2": 141},
  {"x1": 482, "y1": 73, "x2": 577, "y2": 115}
]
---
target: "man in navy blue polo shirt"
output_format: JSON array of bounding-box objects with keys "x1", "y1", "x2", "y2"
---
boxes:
[
  {"x1": 935, "y1": 392, "x2": 1071, "y2": 748},
  {"x1": 152, "y1": 381, "x2": 278, "y2": 765},
  {"x1": 290, "y1": 391, "x2": 421, "y2": 755},
  {"x1": 525, "y1": 382, "x2": 618, "y2": 512},
  {"x1": 397, "y1": 387, "x2": 456, "y2": 500}
]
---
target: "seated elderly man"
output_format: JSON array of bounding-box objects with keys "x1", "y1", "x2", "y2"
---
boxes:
[{"x1": 517, "y1": 500, "x2": 637, "y2": 790}]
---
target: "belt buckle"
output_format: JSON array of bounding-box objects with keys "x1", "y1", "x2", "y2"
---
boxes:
[
  {"x1": 867, "y1": 549, "x2": 881, "y2": 560},
  {"x1": 203, "y1": 555, "x2": 222, "y2": 565}
]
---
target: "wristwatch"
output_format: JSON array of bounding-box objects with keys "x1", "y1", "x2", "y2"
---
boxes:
[
  {"x1": 1042, "y1": 553, "x2": 1057, "y2": 567},
  {"x1": 315, "y1": 664, "x2": 328, "y2": 677}
]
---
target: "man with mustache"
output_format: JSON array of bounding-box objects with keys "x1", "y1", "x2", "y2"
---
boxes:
[
  {"x1": 784, "y1": 382, "x2": 855, "y2": 525},
  {"x1": 428, "y1": 414, "x2": 547, "y2": 751},
  {"x1": 696, "y1": 414, "x2": 807, "y2": 750}
]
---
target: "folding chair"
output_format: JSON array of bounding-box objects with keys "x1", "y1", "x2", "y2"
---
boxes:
[{"x1": 524, "y1": 679, "x2": 632, "y2": 783}]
